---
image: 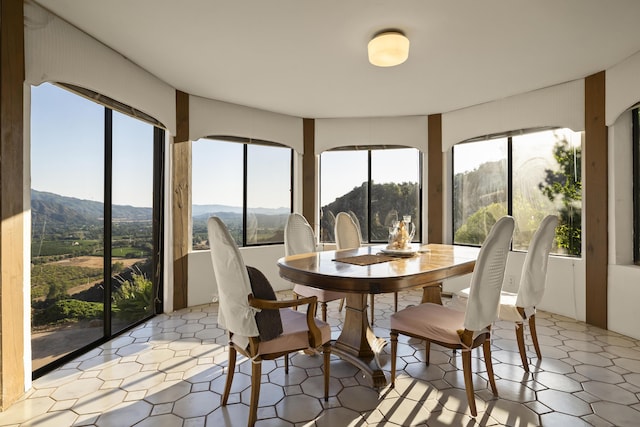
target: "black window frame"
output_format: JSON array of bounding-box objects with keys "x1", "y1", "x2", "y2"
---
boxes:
[
  {"x1": 192, "y1": 136, "x2": 294, "y2": 248},
  {"x1": 452, "y1": 127, "x2": 582, "y2": 257},
  {"x1": 319, "y1": 146, "x2": 423, "y2": 244},
  {"x1": 633, "y1": 107, "x2": 640, "y2": 264},
  {"x1": 32, "y1": 83, "x2": 165, "y2": 378}
]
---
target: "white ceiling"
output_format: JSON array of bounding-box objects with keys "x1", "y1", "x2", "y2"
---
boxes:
[{"x1": 34, "y1": 0, "x2": 640, "y2": 119}]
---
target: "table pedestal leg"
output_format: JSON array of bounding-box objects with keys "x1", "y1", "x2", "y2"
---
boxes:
[{"x1": 333, "y1": 293, "x2": 387, "y2": 388}]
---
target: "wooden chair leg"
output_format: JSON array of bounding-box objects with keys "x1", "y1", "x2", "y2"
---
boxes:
[
  {"x1": 284, "y1": 353, "x2": 289, "y2": 374},
  {"x1": 461, "y1": 349, "x2": 477, "y2": 417},
  {"x1": 394, "y1": 291, "x2": 398, "y2": 312},
  {"x1": 424, "y1": 340, "x2": 431, "y2": 365},
  {"x1": 529, "y1": 314, "x2": 542, "y2": 359},
  {"x1": 370, "y1": 294, "x2": 375, "y2": 325},
  {"x1": 515, "y1": 322, "x2": 529, "y2": 372},
  {"x1": 293, "y1": 292, "x2": 299, "y2": 311},
  {"x1": 390, "y1": 331, "x2": 398, "y2": 387},
  {"x1": 483, "y1": 340, "x2": 498, "y2": 396},
  {"x1": 222, "y1": 345, "x2": 236, "y2": 405},
  {"x1": 249, "y1": 359, "x2": 262, "y2": 427},
  {"x1": 320, "y1": 302, "x2": 328, "y2": 322},
  {"x1": 338, "y1": 298, "x2": 345, "y2": 312},
  {"x1": 323, "y1": 343, "x2": 331, "y2": 401}
]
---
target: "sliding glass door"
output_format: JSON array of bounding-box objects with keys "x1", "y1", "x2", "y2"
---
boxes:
[{"x1": 30, "y1": 83, "x2": 164, "y2": 376}]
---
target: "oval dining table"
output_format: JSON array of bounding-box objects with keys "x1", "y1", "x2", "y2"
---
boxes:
[{"x1": 277, "y1": 243, "x2": 480, "y2": 388}]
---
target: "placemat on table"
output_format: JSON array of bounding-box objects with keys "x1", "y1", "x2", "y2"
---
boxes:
[{"x1": 332, "y1": 254, "x2": 397, "y2": 266}]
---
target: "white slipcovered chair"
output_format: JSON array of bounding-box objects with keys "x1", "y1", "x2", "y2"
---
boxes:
[
  {"x1": 334, "y1": 211, "x2": 378, "y2": 323},
  {"x1": 208, "y1": 216, "x2": 332, "y2": 427},
  {"x1": 335, "y1": 211, "x2": 362, "y2": 249},
  {"x1": 285, "y1": 213, "x2": 345, "y2": 321},
  {"x1": 390, "y1": 215, "x2": 514, "y2": 417},
  {"x1": 334, "y1": 211, "x2": 400, "y2": 323},
  {"x1": 456, "y1": 214, "x2": 558, "y2": 372}
]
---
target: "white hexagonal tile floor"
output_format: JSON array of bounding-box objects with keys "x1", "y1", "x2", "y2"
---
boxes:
[{"x1": 3, "y1": 290, "x2": 640, "y2": 426}]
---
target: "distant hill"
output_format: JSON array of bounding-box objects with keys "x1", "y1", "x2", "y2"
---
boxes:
[
  {"x1": 31, "y1": 190, "x2": 152, "y2": 226},
  {"x1": 192, "y1": 204, "x2": 289, "y2": 219},
  {"x1": 319, "y1": 181, "x2": 420, "y2": 241},
  {"x1": 31, "y1": 190, "x2": 289, "y2": 225}
]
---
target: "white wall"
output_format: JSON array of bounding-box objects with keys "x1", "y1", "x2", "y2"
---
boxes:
[
  {"x1": 609, "y1": 266, "x2": 640, "y2": 339},
  {"x1": 188, "y1": 245, "x2": 290, "y2": 306},
  {"x1": 443, "y1": 253, "x2": 586, "y2": 321}
]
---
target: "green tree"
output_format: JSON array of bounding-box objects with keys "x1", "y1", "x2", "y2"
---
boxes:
[
  {"x1": 320, "y1": 181, "x2": 419, "y2": 242},
  {"x1": 454, "y1": 203, "x2": 507, "y2": 244},
  {"x1": 33, "y1": 299, "x2": 103, "y2": 326},
  {"x1": 539, "y1": 139, "x2": 582, "y2": 256}
]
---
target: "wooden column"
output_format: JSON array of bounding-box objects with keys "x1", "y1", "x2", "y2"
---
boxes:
[
  {"x1": 584, "y1": 71, "x2": 608, "y2": 329},
  {"x1": 172, "y1": 90, "x2": 190, "y2": 310},
  {"x1": 0, "y1": 0, "x2": 26, "y2": 409},
  {"x1": 427, "y1": 114, "x2": 443, "y2": 243},
  {"x1": 302, "y1": 118, "x2": 316, "y2": 228}
]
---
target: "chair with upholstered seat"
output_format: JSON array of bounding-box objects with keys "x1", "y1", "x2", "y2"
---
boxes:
[
  {"x1": 456, "y1": 214, "x2": 558, "y2": 372},
  {"x1": 208, "y1": 216, "x2": 332, "y2": 427},
  {"x1": 390, "y1": 215, "x2": 514, "y2": 417},
  {"x1": 334, "y1": 211, "x2": 399, "y2": 324},
  {"x1": 335, "y1": 211, "x2": 361, "y2": 249},
  {"x1": 286, "y1": 212, "x2": 346, "y2": 321},
  {"x1": 334, "y1": 211, "x2": 377, "y2": 323}
]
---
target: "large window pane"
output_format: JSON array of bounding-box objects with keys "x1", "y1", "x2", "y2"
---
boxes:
[
  {"x1": 453, "y1": 138, "x2": 507, "y2": 245},
  {"x1": 31, "y1": 83, "x2": 105, "y2": 371},
  {"x1": 371, "y1": 148, "x2": 420, "y2": 242},
  {"x1": 191, "y1": 139, "x2": 292, "y2": 248},
  {"x1": 320, "y1": 151, "x2": 368, "y2": 242},
  {"x1": 111, "y1": 111, "x2": 155, "y2": 333},
  {"x1": 453, "y1": 129, "x2": 582, "y2": 256},
  {"x1": 320, "y1": 148, "x2": 422, "y2": 244},
  {"x1": 512, "y1": 129, "x2": 581, "y2": 254},
  {"x1": 31, "y1": 83, "x2": 163, "y2": 377},
  {"x1": 192, "y1": 139, "x2": 243, "y2": 247},
  {"x1": 246, "y1": 144, "x2": 291, "y2": 244}
]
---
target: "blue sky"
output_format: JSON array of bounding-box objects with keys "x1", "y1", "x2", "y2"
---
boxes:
[{"x1": 31, "y1": 83, "x2": 154, "y2": 208}]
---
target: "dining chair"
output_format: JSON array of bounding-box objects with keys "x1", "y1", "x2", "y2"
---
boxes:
[
  {"x1": 334, "y1": 211, "x2": 382, "y2": 324},
  {"x1": 208, "y1": 216, "x2": 332, "y2": 427},
  {"x1": 390, "y1": 215, "x2": 514, "y2": 417},
  {"x1": 455, "y1": 214, "x2": 558, "y2": 372},
  {"x1": 334, "y1": 211, "x2": 401, "y2": 323},
  {"x1": 285, "y1": 212, "x2": 346, "y2": 321}
]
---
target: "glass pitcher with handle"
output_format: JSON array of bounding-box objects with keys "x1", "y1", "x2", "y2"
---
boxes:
[{"x1": 388, "y1": 215, "x2": 416, "y2": 250}]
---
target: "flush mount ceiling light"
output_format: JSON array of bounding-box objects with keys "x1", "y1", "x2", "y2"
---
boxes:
[{"x1": 368, "y1": 30, "x2": 410, "y2": 67}]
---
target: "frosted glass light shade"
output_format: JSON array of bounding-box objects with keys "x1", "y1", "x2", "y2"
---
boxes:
[{"x1": 368, "y1": 31, "x2": 410, "y2": 67}]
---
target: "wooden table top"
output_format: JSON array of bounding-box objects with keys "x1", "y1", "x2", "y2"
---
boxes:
[{"x1": 277, "y1": 243, "x2": 480, "y2": 295}]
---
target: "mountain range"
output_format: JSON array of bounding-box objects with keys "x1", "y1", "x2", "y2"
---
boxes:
[{"x1": 31, "y1": 189, "x2": 288, "y2": 225}]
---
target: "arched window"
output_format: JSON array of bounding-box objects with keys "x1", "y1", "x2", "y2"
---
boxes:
[
  {"x1": 191, "y1": 137, "x2": 293, "y2": 248},
  {"x1": 319, "y1": 147, "x2": 422, "y2": 243},
  {"x1": 453, "y1": 128, "x2": 582, "y2": 256}
]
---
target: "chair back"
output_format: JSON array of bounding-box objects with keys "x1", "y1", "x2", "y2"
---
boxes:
[
  {"x1": 464, "y1": 215, "x2": 515, "y2": 332},
  {"x1": 335, "y1": 211, "x2": 362, "y2": 249},
  {"x1": 285, "y1": 213, "x2": 316, "y2": 256},
  {"x1": 515, "y1": 215, "x2": 558, "y2": 309},
  {"x1": 207, "y1": 216, "x2": 259, "y2": 338},
  {"x1": 348, "y1": 211, "x2": 363, "y2": 243}
]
